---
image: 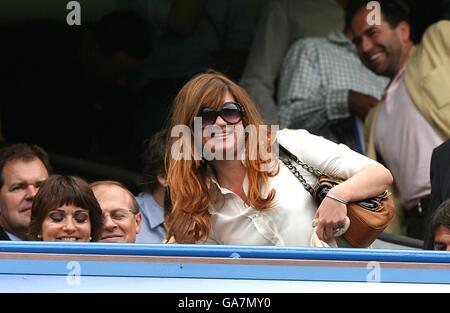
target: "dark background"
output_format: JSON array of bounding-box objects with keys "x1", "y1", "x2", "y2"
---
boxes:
[{"x1": 0, "y1": 0, "x2": 445, "y2": 190}]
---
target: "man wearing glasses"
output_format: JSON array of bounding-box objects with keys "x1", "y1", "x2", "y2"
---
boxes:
[{"x1": 91, "y1": 181, "x2": 142, "y2": 243}]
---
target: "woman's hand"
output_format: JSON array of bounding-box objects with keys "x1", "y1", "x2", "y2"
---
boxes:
[
  {"x1": 314, "y1": 196, "x2": 348, "y2": 241},
  {"x1": 313, "y1": 163, "x2": 393, "y2": 242}
]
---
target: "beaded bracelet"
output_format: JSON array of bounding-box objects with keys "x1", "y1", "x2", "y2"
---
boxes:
[{"x1": 326, "y1": 193, "x2": 349, "y2": 205}]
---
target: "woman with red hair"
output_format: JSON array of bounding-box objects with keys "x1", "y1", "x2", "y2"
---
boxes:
[{"x1": 165, "y1": 71, "x2": 393, "y2": 247}]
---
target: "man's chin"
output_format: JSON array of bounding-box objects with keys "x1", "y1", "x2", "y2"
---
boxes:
[{"x1": 367, "y1": 61, "x2": 388, "y2": 77}]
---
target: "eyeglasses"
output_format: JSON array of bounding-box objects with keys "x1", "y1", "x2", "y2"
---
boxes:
[
  {"x1": 103, "y1": 209, "x2": 135, "y2": 221},
  {"x1": 198, "y1": 102, "x2": 244, "y2": 127}
]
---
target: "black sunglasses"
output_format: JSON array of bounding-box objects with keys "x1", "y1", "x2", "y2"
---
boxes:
[{"x1": 198, "y1": 102, "x2": 245, "y2": 127}]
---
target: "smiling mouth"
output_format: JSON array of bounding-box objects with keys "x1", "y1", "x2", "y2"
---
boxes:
[
  {"x1": 20, "y1": 207, "x2": 31, "y2": 213},
  {"x1": 366, "y1": 51, "x2": 384, "y2": 67},
  {"x1": 56, "y1": 237, "x2": 80, "y2": 241},
  {"x1": 370, "y1": 52, "x2": 382, "y2": 61}
]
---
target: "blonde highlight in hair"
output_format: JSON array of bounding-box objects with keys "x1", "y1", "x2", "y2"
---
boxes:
[{"x1": 166, "y1": 71, "x2": 279, "y2": 243}]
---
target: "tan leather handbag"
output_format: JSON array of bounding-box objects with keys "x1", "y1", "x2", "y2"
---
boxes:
[
  {"x1": 280, "y1": 145, "x2": 395, "y2": 248},
  {"x1": 314, "y1": 175, "x2": 395, "y2": 248}
]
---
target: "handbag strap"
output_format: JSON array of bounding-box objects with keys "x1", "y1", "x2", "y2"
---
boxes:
[
  {"x1": 280, "y1": 144, "x2": 390, "y2": 209},
  {"x1": 279, "y1": 144, "x2": 323, "y2": 196}
]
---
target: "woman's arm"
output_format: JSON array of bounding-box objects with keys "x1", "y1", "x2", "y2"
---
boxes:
[
  {"x1": 330, "y1": 163, "x2": 393, "y2": 202},
  {"x1": 315, "y1": 163, "x2": 393, "y2": 241}
]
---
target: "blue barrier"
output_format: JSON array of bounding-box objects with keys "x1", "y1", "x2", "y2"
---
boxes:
[{"x1": 0, "y1": 241, "x2": 449, "y2": 292}]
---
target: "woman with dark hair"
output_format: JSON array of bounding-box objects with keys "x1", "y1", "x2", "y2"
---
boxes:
[
  {"x1": 29, "y1": 175, "x2": 103, "y2": 242},
  {"x1": 165, "y1": 71, "x2": 393, "y2": 247}
]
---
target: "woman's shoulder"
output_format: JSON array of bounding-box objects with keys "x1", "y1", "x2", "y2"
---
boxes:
[
  {"x1": 275, "y1": 128, "x2": 331, "y2": 163},
  {"x1": 275, "y1": 128, "x2": 377, "y2": 178},
  {"x1": 276, "y1": 128, "x2": 310, "y2": 139},
  {"x1": 276, "y1": 128, "x2": 323, "y2": 151},
  {"x1": 275, "y1": 128, "x2": 360, "y2": 165}
]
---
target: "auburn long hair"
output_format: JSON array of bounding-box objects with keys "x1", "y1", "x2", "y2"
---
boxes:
[{"x1": 165, "y1": 71, "x2": 279, "y2": 243}]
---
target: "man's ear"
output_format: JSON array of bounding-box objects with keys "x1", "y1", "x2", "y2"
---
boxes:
[
  {"x1": 396, "y1": 21, "x2": 411, "y2": 43},
  {"x1": 157, "y1": 174, "x2": 168, "y2": 188},
  {"x1": 135, "y1": 212, "x2": 142, "y2": 234}
]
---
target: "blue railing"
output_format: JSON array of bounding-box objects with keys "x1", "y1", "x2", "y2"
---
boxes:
[
  {"x1": 0, "y1": 241, "x2": 448, "y2": 263},
  {"x1": 0, "y1": 241, "x2": 449, "y2": 290}
]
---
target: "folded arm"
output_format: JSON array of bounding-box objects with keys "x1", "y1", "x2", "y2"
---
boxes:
[{"x1": 315, "y1": 163, "x2": 393, "y2": 241}]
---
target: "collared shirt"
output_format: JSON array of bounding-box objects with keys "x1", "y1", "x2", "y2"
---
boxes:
[
  {"x1": 375, "y1": 68, "x2": 443, "y2": 208},
  {"x1": 135, "y1": 192, "x2": 166, "y2": 243},
  {"x1": 240, "y1": 0, "x2": 344, "y2": 124},
  {"x1": 205, "y1": 129, "x2": 377, "y2": 246},
  {"x1": 5, "y1": 230, "x2": 23, "y2": 241},
  {"x1": 278, "y1": 31, "x2": 388, "y2": 153}
]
